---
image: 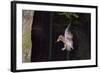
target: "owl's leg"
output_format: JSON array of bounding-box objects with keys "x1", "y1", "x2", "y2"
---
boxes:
[
  {"x1": 61, "y1": 48, "x2": 65, "y2": 51},
  {"x1": 71, "y1": 42, "x2": 74, "y2": 50},
  {"x1": 71, "y1": 46, "x2": 74, "y2": 50},
  {"x1": 61, "y1": 44, "x2": 66, "y2": 51}
]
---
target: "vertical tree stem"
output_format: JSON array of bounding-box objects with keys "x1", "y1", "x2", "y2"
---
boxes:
[{"x1": 66, "y1": 51, "x2": 70, "y2": 60}]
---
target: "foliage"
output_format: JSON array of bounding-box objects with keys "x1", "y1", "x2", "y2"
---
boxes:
[
  {"x1": 58, "y1": 12, "x2": 79, "y2": 19},
  {"x1": 22, "y1": 31, "x2": 32, "y2": 62}
]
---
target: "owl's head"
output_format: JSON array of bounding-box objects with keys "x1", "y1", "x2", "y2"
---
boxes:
[{"x1": 56, "y1": 35, "x2": 64, "y2": 42}]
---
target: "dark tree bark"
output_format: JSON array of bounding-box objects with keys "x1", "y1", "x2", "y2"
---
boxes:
[{"x1": 31, "y1": 11, "x2": 51, "y2": 62}]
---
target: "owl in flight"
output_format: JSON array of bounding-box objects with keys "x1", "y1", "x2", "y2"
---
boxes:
[{"x1": 56, "y1": 23, "x2": 74, "y2": 51}]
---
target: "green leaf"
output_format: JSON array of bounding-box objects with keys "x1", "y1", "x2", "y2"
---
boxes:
[{"x1": 58, "y1": 12, "x2": 79, "y2": 19}]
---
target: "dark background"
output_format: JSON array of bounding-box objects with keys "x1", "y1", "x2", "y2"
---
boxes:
[{"x1": 31, "y1": 11, "x2": 91, "y2": 62}]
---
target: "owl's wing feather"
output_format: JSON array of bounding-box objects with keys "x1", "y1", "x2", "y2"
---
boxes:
[{"x1": 64, "y1": 23, "x2": 71, "y2": 39}]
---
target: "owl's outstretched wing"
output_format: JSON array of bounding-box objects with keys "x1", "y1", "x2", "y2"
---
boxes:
[
  {"x1": 64, "y1": 23, "x2": 71, "y2": 39},
  {"x1": 64, "y1": 23, "x2": 74, "y2": 50}
]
